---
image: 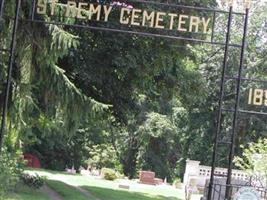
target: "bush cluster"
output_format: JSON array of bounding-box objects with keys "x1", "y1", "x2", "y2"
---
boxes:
[
  {"x1": 20, "y1": 173, "x2": 45, "y2": 189},
  {"x1": 101, "y1": 168, "x2": 118, "y2": 181},
  {"x1": 0, "y1": 148, "x2": 24, "y2": 198}
]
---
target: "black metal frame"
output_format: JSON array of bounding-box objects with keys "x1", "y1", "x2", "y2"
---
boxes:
[
  {"x1": 0, "y1": 0, "x2": 4, "y2": 18},
  {"x1": 0, "y1": 0, "x2": 21, "y2": 152},
  {"x1": 208, "y1": 5, "x2": 234, "y2": 200},
  {"x1": 0, "y1": 0, "x2": 261, "y2": 199},
  {"x1": 2, "y1": 0, "x2": 245, "y2": 48},
  {"x1": 225, "y1": 7, "x2": 249, "y2": 199}
]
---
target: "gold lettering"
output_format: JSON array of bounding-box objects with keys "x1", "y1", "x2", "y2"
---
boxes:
[
  {"x1": 142, "y1": 11, "x2": 155, "y2": 27},
  {"x1": 77, "y1": 2, "x2": 88, "y2": 19},
  {"x1": 155, "y1": 12, "x2": 165, "y2": 29},
  {"x1": 89, "y1": 4, "x2": 101, "y2": 20},
  {"x1": 189, "y1": 16, "x2": 200, "y2": 32},
  {"x1": 202, "y1": 17, "x2": 211, "y2": 34},
  {"x1": 168, "y1": 13, "x2": 177, "y2": 30},
  {"x1": 50, "y1": 0, "x2": 58, "y2": 16},
  {"x1": 120, "y1": 8, "x2": 131, "y2": 24},
  {"x1": 131, "y1": 9, "x2": 142, "y2": 26},
  {"x1": 37, "y1": 0, "x2": 47, "y2": 14},
  {"x1": 103, "y1": 5, "x2": 112, "y2": 22},
  {"x1": 178, "y1": 15, "x2": 188, "y2": 32},
  {"x1": 253, "y1": 89, "x2": 263, "y2": 106},
  {"x1": 65, "y1": 1, "x2": 77, "y2": 18},
  {"x1": 248, "y1": 88, "x2": 252, "y2": 105}
]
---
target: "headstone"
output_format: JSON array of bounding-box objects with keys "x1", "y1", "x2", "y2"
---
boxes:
[
  {"x1": 233, "y1": 187, "x2": 260, "y2": 200},
  {"x1": 118, "y1": 184, "x2": 130, "y2": 189},
  {"x1": 139, "y1": 171, "x2": 155, "y2": 185},
  {"x1": 65, "y1": 165, "x2": 76, "y2": 174},
  {"x1": 80, "y1": 169, "x2": 90, "y2": 176}
]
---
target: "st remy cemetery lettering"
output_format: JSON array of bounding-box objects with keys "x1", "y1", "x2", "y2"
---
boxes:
[
  {"x1": 36, "y1": 0, "x2": 212, "y2": 34},
  {"x1": 36, "y1": 0, "x2": 267, "y2": 110}
]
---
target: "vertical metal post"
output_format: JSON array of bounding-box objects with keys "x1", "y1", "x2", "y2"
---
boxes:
[
  {"x1": 0, "y1": 0, "x2": 4, "y2": 17},
  {"x1": 0, "y1": 0, "x2": 21, "y2": 155},
  {"x1": 210, "y1": 11, "x2": 216, "y2": 43},
  {"x1": 225, "y1": 7, "x2": 249, "y2": 200},
  {"x1": 207, "y1": 6, "x2": 233, "y2": 200},
  {"x1": 31, "y1": 0, "x2": 36, "y2": 20}
]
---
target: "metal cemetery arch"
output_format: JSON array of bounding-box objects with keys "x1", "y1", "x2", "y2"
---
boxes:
[{"x1": 0, "y1": 0, "x2": 262, "y2": 199}]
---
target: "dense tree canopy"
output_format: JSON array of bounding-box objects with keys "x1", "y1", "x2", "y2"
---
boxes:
[{"x1": 0, "y1": 0, "x2": 266, "y2": 182}]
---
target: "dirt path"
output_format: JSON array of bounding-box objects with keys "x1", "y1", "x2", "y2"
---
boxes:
[{"x1": 41, "y1": 185, "x2": 64, "y2": 200}]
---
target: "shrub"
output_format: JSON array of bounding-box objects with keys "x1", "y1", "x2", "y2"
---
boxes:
[
  {"x1": 234, "y1": 138, "x2": 267, "y2": 178},
  {"x1": 20, "y1": 173, "x2": 45, "y2": 189},
  {"x1": 0, "y1": 148, "x2": 25, "y2": 198},
  {"x1": 115, "y1": 171, "x2": 124, "y2": 179},
  {"x1": 101, "y1": 168, "x2": 118, "y2": 181}
]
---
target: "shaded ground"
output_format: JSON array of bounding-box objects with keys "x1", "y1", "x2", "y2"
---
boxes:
[
  {"x1": 46, "y1": 180, "x2": 89, "y2": 200},
  {"x1": 41, "y1": 185, "x2": 63, "y2": 200},
  {"x1": 5, "y1": 185, "x2": 51, "y2": 200},
  {"x1": 75, "y1": 185, "x2": 102, "y2": 200}
]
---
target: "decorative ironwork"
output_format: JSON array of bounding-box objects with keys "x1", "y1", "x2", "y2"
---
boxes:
[{"x1": 247, "y1": 174, "x2": 266, "y2": 188}]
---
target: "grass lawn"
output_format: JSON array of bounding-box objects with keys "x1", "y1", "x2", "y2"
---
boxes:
[
  {"x1": 5, "y1": 185, "x2": 50, "y2": 200},
  {"x1": 28, "y1": 168, "x2": 184, "y2": 200},
  {"x1": 82, "y1": 186, "x2": 181, "y2": 200},
  {"x1": 3, "y1": 169, "x2": 199, "y2": 200},
  {"x1": 46, "y1": 179, "x2": 89, "y2": 200},
  {"x1": 47, "y1": 179, "x2": 176, "y2": 200}
]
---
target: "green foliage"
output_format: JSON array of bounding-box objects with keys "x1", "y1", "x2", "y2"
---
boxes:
[
  {"x1": 101, "y1": 168, "x2": 118, "y2": 181},
  {"x1": 137, "y1": 112, "x2": 177, "y2": 180},
  {"x1": 20, "y1": 173, "x2": 45, "y2": 189},
  {"x1": 138, "y1": 112, "x2": 176, "y2": 138},
  {"x1": 234, "y1": 138, "x2": 267, "y2": 177},
  {"x1": 0, "y1": 0, "x2": 110, "y2": 173},
  {"x1": 0, "y1": 148, "x2": 24, "y2": 198},
  {"x1": 1, "y1": 0, "x2": 267, "y2": 187},
  {"x1": 86, "y1": 144, "x2": 118, "y2": 170}
]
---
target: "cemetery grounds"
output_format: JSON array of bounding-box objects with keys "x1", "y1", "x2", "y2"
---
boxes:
[{"x1": 5, "y1": 168, "x2": 202, "y2": 200}]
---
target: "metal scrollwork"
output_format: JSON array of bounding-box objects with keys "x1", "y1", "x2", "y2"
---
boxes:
[{"x1": 247, "y1": 174, "x2": 266, "y2": 188}]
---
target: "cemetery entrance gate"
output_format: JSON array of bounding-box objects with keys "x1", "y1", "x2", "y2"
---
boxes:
[{"x1": 0, "y1": 0, "x2": 263, "y2": 199}]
